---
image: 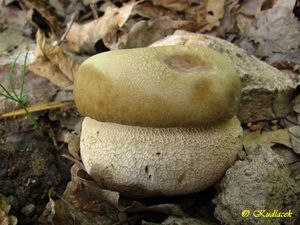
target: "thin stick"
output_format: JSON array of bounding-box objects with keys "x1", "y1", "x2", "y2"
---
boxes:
[
  {"x1": 90, "y1": 3, "x2": 98, "y2": 19},
  {"x1": 56, "y1": 12, "x2": 77, "y2": 46}
]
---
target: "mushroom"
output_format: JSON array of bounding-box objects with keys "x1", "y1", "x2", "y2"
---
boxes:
[
  {"x1": 81, "y1": 116, "x2": 243, "y2": 198},
  {"x1": 74, "y1": 45, "x2": 243, "y2": 198},
  {"x1": 74, "y1": 45, "x2": 240, "y2": 127}
]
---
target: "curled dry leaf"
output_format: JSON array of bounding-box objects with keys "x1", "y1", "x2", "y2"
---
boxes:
[
  {"x1": 152, "y1": 0, "x2": 191, "y2": 12},
  {"x1": 243, "y1": 129, "x2": 292, "y2": 152},
  {"x1": 200, "y1": 0, "x2": 225, "y2": 32},
  {"x1": 60, "y1": 164, "x2": 183, "y2": 219},
  {"x1": 125, "y1": 17, "x2": 193, "y2": 48},
  {"x1": 65, "y1": 1, "x2": 137, "y2": 53},
  {"x1": 21, "y1": 0, "x2": 61, "y2": 33},
  {"x1": 134, "y1": 2, "x2": 180, "y2": 19},
  {"x1": 237, "y1": 0, "x2": 300, "y2": 57},
  {"x1": 28, "y1": 30, "x2": 80, "y2": 89}
]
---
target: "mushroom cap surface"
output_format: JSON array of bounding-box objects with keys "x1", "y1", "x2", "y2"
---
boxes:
[
  {"x1": 80, "y1": 116, "x2": 243, "y2": 198},
  {"x1": 74, "y1": 45, "x2": 240, "y2": 127}
]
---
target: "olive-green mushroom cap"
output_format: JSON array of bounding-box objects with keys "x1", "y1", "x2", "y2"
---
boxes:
[
  {"x1": 80, "y1": 116, "x2": 243, "y2": 198},
  {"x1": 74, "y1": 45, "x2": 240, "y2": 127}
]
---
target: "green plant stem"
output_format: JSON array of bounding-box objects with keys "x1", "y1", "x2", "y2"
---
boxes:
[
  {"x1": 0, "y1": 49, "x2": 38, "y2": 128},
  {"x1": 19, "y1": 103, "x2": 38, "y2": 129}
]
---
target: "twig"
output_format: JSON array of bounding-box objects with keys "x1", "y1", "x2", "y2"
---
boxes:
[
  {"x1": 56, "y1": 12, "x2": 77, "y2": 46},
  {"x1": 90, "y1": 3, "x2": 99, "y2": 19}
]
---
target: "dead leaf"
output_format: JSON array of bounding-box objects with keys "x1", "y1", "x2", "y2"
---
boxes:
[
  {"x1": 125, "y1": 17, "x2": 192, "y2": 48},
  {"x1": 152, "y1": 0, "x2": 191, "y2": 12},
  {"x1": 268, "y1": 51, "x2": 300, "y2": 71},
  {"x1": 28, "y1": 30, "x2": 80, "y2": 89},
  {"x1": 237, "y1": 0, "x2": 300, "y2": 57},
  {"x1": 243, "y1": 129, "x2": 292, "y2": 152},
  {"x1": 59, "y1": 164, "x2": 183, "y2": 223},
  {"x1": 21, "y1": 0, "x2": 61, "y2": 33},
  {"x1": 64, "y1": 131, "x2": 80, "y2": 160},
  {"x1": 200, "y1": 0, "x2": 225, "y2": 32},
  {"x1": 65, "y1": 1, "x2": 137, "y2": 53},
  {"x1": 134, "y1": 2, "x2": 180, "y2": 19},
  {"x1": 0, "y1": 1, "x2": 27, "y2": 29},
  {"x1": 0, "y1": 27, "x2": 24, "y2": 53},
  {"x1": 288, "y1": 126, "x2": 300, "y2": 154}
]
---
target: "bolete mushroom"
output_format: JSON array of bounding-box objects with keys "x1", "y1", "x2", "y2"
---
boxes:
[
  {"x1": 74, "y1": 45, "x2": 240, "y2": 127},
  {"x1": 81, "y1": 116, "x2": 243, "y2": 198},
  {"x1": 75, "y1": 45, "x2": 243, "y2": 198}
]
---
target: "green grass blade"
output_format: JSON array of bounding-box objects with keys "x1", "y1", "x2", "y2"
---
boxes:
[
  {"x1": 20, "y1": 49, "x2": 29, "y2": 101},
  {"x1": 8, "y1": 53, "x2": 20, "y2": 99},
  {"x1": 0, "y1": 83, "x2": 16, "y2": 100}
]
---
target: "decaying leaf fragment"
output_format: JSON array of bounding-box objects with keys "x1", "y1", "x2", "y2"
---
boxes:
[
  {"x1": 21, "y1": 0, "x2": 61, "y2": 33},
  {"x1": 40, "y1": 163, "x2": 184, "y2": 224},
  {"x1": 134, "y1": 2, "x2": 180, "y2": 19},
  {"x1": 200, "y1": 0, "x2": 225, "y2": 32},
  {"x1": 125, "y1": 17, "x2": 193, "y2": 48},
  {"x1": 236, "y1": 0, "x2": 300, "y2": 57},
  {"x1": 65, "y1": 1, "x2": 137, "y2": 53},
  {"x1": 152, "y1": 0, "x2": 191, "y2": 11},
  {"x1": 243, "y1": 129, "x2": 292, "y2": 152},
  {"x1": 28, "y1": 30, "x2": 80, "y2": 89}
]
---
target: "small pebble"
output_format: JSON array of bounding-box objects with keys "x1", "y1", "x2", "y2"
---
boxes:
[{"x1": 237, "y1": 150, "x2": 247, "y2": 160}]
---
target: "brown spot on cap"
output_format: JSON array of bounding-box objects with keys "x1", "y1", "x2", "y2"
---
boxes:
[{"x1": 163, "y1": 54, "x2": 211, "y2": 73}]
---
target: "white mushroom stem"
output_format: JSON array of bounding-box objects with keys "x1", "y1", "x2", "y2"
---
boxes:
[{"x1": 80, "y1": 116, "x2": 243, "y2": 198}]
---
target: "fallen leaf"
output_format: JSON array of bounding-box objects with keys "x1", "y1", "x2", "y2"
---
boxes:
[
  {"x1": 65, "y1": 1, "x2": 137, "y2": 53},
  {"x1": 152, "y1": 0, "x2": 191, "y2": 12},
  {"x1": 200, "y1": 0, "x2": 225, "y2": 32},
  {"x1": 237, "y1": 0, "x2": 300, "y2": 57},
  {"x1": 28, "y1": 30, "x2": 80, "y2": 89},
  {"x1": 243, "y1": 129, "x2": 292, "y2": 152},
  {"x1": 288, "y1": 126, "x2": 300, "y2": 154},
  {"x1": 0, "y1": 27, "x2": 24, "y2": 53},
  {"x1": 134, "y1": 2, "x2": 180, "y2": 19},
  {"x1": 125, "y1": 17, "x2": 192, "y2": 48},
  {"x1": 21, "y1": 0, "x2": 62, "y2": 33}
]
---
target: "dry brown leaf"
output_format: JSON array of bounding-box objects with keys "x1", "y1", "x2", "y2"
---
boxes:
[
  {"x1": 134, "y1": 2, "x2": 180, "y2": 19},
  {"x1": 21, "y1": 0, "x2": 61, "y2": 33},
  {"x1": 65, "y1": 1, "x2": 137, "y2": 53},
  {"x1": 152, "y1": 0, "x2": 191, "y2": 11},
  {"x1": 200, "y1": 0, "x2": 225, "y2": 32},
  {"x1": 125, "y1": 17, "x2": 193, "y2": 48},
  {"x1": 60, "y1": 164, "x2": 183, "y2": 220},
  {"x1": 243, "y1": 129, "x2": 292, "y2": 152},
  {"x1": 237, "y1": 0, "x2": 300, "y2": 57},
  {"x1": 28, "y1": 30, "x2": 80, "y2": 89}
]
